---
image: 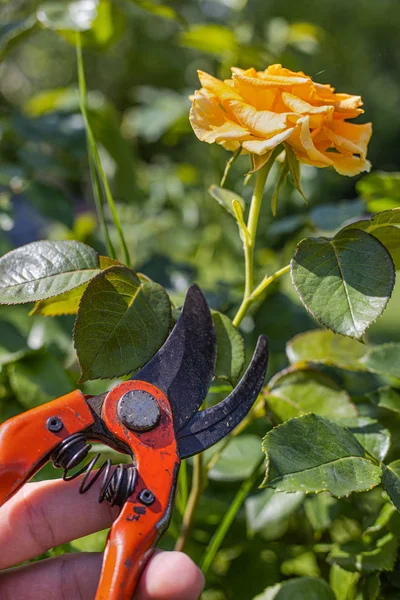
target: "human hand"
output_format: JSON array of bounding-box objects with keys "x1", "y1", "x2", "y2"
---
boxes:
[{"x1": 0, "y1": 475, "x2": 205, "y2": 599}]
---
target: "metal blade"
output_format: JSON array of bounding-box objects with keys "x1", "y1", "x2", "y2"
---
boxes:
[
  {"x1": 176, "y1": 335, "x2": 268, "y2": 458},
  {"x1": 132, "y1": 284, "x2": 216, "y2": 433}
]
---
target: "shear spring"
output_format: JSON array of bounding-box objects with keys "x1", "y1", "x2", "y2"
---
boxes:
[{"x1": 51, "y1": 433, "x2": 137, "y2": 507}]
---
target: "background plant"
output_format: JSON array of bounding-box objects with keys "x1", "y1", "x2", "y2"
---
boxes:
[{"x1": 1, "y1": 1, "x2": 400, "y2": 599}]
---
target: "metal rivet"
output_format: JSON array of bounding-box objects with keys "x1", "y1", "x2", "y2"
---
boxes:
[
  {"x1": 117, "y1": 390, "x2": 161, "y2": 432},
  {"x1": 47, "y1": 417, "x2": 63, "y2": 433},
  {"x1": 139, "y1": 489, "x2": 155, "y2": 506}
]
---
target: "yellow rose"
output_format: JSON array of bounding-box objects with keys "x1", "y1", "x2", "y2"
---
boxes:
[{"x1": 190, "y1": 65, "x2": 372, "y2": 176}]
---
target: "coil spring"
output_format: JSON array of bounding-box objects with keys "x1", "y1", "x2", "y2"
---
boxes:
[{"x1": 51, "y1": 433, "x2": 137, "y2": 507}]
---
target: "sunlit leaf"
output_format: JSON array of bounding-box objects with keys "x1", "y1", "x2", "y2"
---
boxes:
[
  {"x1": 291, "y1": 229, "x2": 395, "y2": 339},
  {"x1": 31, "y1": 256, "x2": 120, "y2": 316},
  {"x1": 286, "y1": 330, "x2": 366, "y2": 370},
  {"x1": 262, "y1": 414, "x2": 382, "y2": 497},
  {"x1": 344, "y1": 208, "x2": 400, "y2": 268},
  {"x1": 329, "y1": 564, "x2": 360, "y2": 600},
  {"x1": 245, "y1": 488, "x2": 304, "y2": 534},
  {"x1": 328, "y1": 532, "x2": 398, "y2": 573},
  {"x1": 0, "y1": 241, "x2": 103, "y2": 304},
  {"x1": 74, "y1": 265, "x2": 171, "y2": 381},
  {"x1": 357, "y1": 172, "x2": 400, "y2": 212},
  {"x1": 369, "y1": 387, "x2": 400, "y2": 415},
  {"x1": 252, "y1": 577, "x2": 335, "y2": 600},
  {"x1": 208, "y1": 435, "x2": 263, "y2": 482},
  {"x1": 208, "y1": 185, "x2": 245, "y2": 217},
  {"x1": 266, "y1": 369, "x2": 357, "y2": 422},
  {"x1": 339, "y1": 417, "x2": 390, "y2": 462},
  {"x1": 361, "y1": 343, "x2": 400, "y2": 377}
]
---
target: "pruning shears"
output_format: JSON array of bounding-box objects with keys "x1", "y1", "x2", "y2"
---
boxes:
[{"x1": 0, "y1": 284, "x2": 268, "y2": 600}]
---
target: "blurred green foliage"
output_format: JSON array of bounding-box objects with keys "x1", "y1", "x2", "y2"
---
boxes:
[{"x1": 1, "y1": 0, "x2": 400, "y2": 598}]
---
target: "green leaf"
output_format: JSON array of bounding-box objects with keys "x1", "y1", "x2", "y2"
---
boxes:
[
  {"x1": 357, "y1": 172, "x2": 400, "y2": 212},
  {"x1": 8, "y1": 351, "x2": 74, "y2": 409},
  {"x1": 180, "y1": 24, "x2": 238, "y2": 57},
  {"x1": 304, "y1": 493, "x2": 338, "y2": 533},
  {"x1": 361, "y1": 343, "x2": 400, "y2": 377},
  {"x1": 30, "y1": 283, "x2": 88, "y2": 316},
  {"x1": 262, "y1": 414, "x2": 382, "y2": 497},
  {"x1": 328, "y1": 532, "x2": 398, "y2": 573},
  {"x1": 212, "y1": 311, "x2": 245, "y2": 385},
  {"x1": 0, "y1": 17, "x2": 38, "y2": 62},
  {"x1": 37, "y1": 0, "x2": 99, "y2": 32},
  {"x1": 363, "y1": 501, "x2": 396, "y2": 535},
  {"x1": 74, "y1": 266, "x2": 171, "y2": 381},
  {"x1": 30, "y1": 256, "x2": 120, "y2": 316},
  {"x1": 330, "y1": 563, "x2": 360, "y2": 600},
  {"x1": 245, "y1": 488, "x2": 304, "y2": 535},
  {"x1": 281, "y1": 549, "x2": 320, "y2": 578},
  {"x1": 0, "y1": 241, "x2": 103, "y2": 304},
  {"x1": 287, "y1": 330, "x2": 366, "y2": 370},
  {"x1": 208, "y1": 435, "x2": 263, "y2": 482},
  {"x1": 284, "y1": 143, "x2": 307, "y2": 202},
  {"x1": 382, "y1": 460, "x2": 400, "y2": 512},
  {"x1": 344, "y1": 208, "x2": 400, "y2": 268},
  {"x1": 339, "y1": 418, "x2": 390, "y2": 462},
  {"x1": 369, "y1": 387, "x2": 400, "y2": 415},
  {"x1": 208, "y1": 185, "x2": 245, "y2": 217},
  {"x1": 355, "y1": 575, "x2": 380, "y2": 600},
  {"x1": 252, "y1": 577, "x2": 335, "y2": 600},
  {"x1": 266, "y1": 369, "x2": 357, "y2": 422},
  {"x1": 271, "y1": 160, "x2": 289, "y2": 217},
  {"x1": 291, "y1": 229, "x2": 395, "y2": 339}
]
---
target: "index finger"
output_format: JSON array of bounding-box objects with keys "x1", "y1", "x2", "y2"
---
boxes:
[{"x1": 0, "y1": 474, "x2": 120, "y2": 569}]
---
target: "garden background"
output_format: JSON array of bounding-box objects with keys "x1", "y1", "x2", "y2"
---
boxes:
[{"x1": 1, "y1": 0, "x2": 400, "y2": 598}]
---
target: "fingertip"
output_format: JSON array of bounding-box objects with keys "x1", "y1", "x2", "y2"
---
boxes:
[{"x1": 138, "y1": 551, "x2": 205, "y2": 600}]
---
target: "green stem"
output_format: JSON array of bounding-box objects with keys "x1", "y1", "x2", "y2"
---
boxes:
[
  {"x1": 201, "y1": 458, "x2": 264, "y2": 575},
  {"x1": 251, "y1": 264, "x2": 291, "y2": 300},
  {"x1": 174, "y1": 454, "x2": 203, "y2": 552},
  {"x1": 88, "y1": 153, "x2": 116, "y2": 259},
  {"x1": 76, "y1": 33, "x2": 131, "y2": 267},
  {"x1": 233, "y1": 157, "x2": 275, "y2": 327}
]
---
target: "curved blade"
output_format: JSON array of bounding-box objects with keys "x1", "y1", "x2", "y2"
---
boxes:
[
  {"x1": 132, "y1": 284, "x2": 216, "y2": 433},
  {"x1": 176, "y1": 335, "x2": 268, "y2": 458}
]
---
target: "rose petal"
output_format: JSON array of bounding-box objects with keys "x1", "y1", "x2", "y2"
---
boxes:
[
  {"x1": 323, "y1": 121, "x2": 372, "y2": 158},
  {"x1": 326, "y1": 153, "x2": 372, "y2": 176},
  {"x1": 242, "y1": 128, "x2": 295, "y2": 155},
  {"x1": 292, "y1": 117, "x2": 333, "y2": 166},
  {"x1": 228, "y1": 100, "x2": 295, "y2": 137}
]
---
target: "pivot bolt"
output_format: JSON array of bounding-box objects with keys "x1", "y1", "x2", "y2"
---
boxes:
[
  {"x1": 139, "y1": 489, "x2": 155, "y2": 506},
  {"x1": 118, "y1": 390, "x2": 161, "y2": 432},
  {"x1": 47, "y1": 417, "x2": 63, "y2": 433}
]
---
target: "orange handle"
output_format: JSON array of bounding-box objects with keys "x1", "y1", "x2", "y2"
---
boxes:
[
  {"x1": 96, "y1": 468, "x2": 179, "y2": 600},
  {"x1": 0, "y1": 390, "x2": 94, "y2": 506},
  {"x1": 98, "y1": 380, "x2": 180, "y2": 600}
]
